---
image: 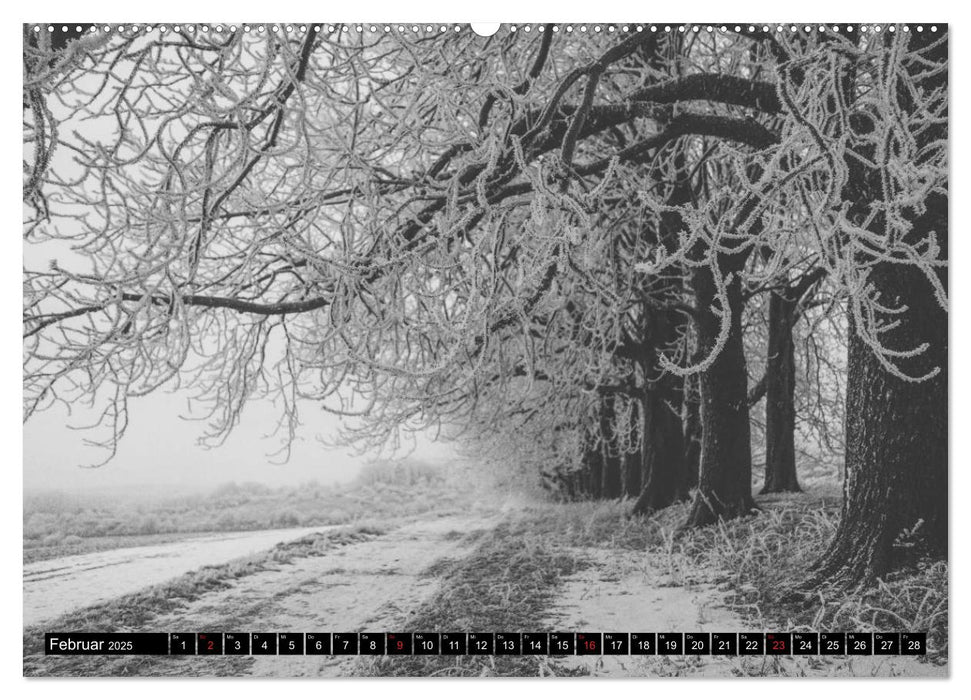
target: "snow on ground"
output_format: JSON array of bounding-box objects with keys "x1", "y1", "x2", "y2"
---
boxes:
[
  {"x1": 140, "y1": 512, "x2": 499, "y2": 677},
  {"x1": 543, "y1": 547, "x2": 945, "y2": 678},
  {"x1": 23, "y1": 525, "x2": 337, "y2": 626}
]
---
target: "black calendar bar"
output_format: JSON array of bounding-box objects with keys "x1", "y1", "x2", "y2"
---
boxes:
[
  {"x1": 821, "y1": 632, "x2": 846, "y2": 655},
  {"x1": 577, "y1": 632, "x2": 602, "y2": 655},
  {"x1": 523, "y1": 632, "x2": 549, "y2": 655},
  {"x1": 225, "y1": 632, "x2": 250, "y2": 655},
  {"x1": 170, "y1": 632, "x2": 195, "y2": 655},
  {"x1": 414, "y1": 632, "x2": 441, "y2": 654},
  {"x1": 902, "y1": 633, "x2": 927, "y2": 655},
  {"x1": 793, "y1": 632, "x2": 818, "y2": 655},
  {"x1": 468, "y1": 632, "x2": 494, "y2": 654},
  {"x1": 386, "y1": 633, "x2": 411, "y2": 655},
  {"x1": 766, "y1": 632, "x2": 791, "y2": 655},
  {"x1": 361, "y1": 632, "x2": 385, "y2": 655},
  {"x1": 333, "y1": 633, "x2": 358, "y2": 654},
  {"x1": 658, "y1": 632, "x2": 683, "y2": 655},
  {"x1": 45, "y1": 633, "x2": 169, "y2": 655},
  {"x1": 631, "y1": 632, "x2": 657, "y2": 654},
  {"x1": 198, "y1": 633, "x2": 222, "y2": 655},
  {"x1": 43, "y1": 632, "x2": 927, "y2": 656},
  {"x1": 712, "y1": 633, "x2": 737, "y2": 655},
  {"x1": 604, "y1": 633, "x2": 629, "y2": 655},
  {"x1": 441, "y1": 632, "x2": 467, "y2": 655},
  {"x1": 306, "y1": 633, "x2": 331, "y2": 655},
  {"x1": 685, "y1": 632, "x2": 711, "y2": 654},
  {"x1": 848, "y1": 632, "x2": 873, "y2": 655},
  {"x1": 875, "y1": 632, "x2": 900, "y2": 655},
  {"x1": 495, "y1": 632, "x2": 521, "y2": 655},
  {"x1": 279, "y1": 633, "x2": 304, "y2": 655},
  {"x1": 550, "y1": 632, "x2": 576, "y2": 654}
]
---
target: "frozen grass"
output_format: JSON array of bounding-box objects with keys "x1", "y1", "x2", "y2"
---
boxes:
[
  {"x1": 24, "y1": 531, "x2": 200, "y2": 565},
  {"x1": 357, "y1": 518, "x2": 590, "y2": 677},
  {"x1": 519, "y1": 498, "x2": 664, "y2": 550},
  {"x1": 643, "y1": 493, "x2": 948, "y2": 666}
]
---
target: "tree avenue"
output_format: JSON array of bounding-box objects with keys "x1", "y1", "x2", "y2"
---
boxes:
[{"x1": 23, "y1": 24, "x2": 947, "y2": 587}]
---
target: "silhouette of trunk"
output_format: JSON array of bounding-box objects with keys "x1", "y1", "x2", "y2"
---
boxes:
[
  {"x1": 754, "y1": 266, "x2": 824, "y2": 493},
  {"x1": 630, "y1": 283, "x2": 690, "y2": 516},
  {"x1": 621, "y1": 402, "x2": 642, "y2": 498},
  {"x1": 630, "y1": 129, "x2": 695, "y2": 516},
  {"x1": 682, "y1": 253, "x2": 755, "y2": 527},
  {"x1": 631, "y1": 388, "x2": 688, "y2": 515},
  {"x1": 621, "y1": 451, "x2": 638, "y2": 498},
  {"x1": 761, "y1": 289, "x2": 801, "y2": 493},
  {"x1": 560, "y1": 469, "x2": 578, "y2": 500},
  {"x1": 600, "y1": 394, "x2": 623, "y2": 499},
  {"x1": 585, "y1": 437, "x2": 603, "y2": 499},
  {"x1": 683, "y1": 371, "x2": 701, "y2": 489}
]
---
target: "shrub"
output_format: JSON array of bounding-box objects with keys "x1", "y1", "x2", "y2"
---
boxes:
[{"x1": 41, "y1": 532, "x2": 63, "y2": 546}]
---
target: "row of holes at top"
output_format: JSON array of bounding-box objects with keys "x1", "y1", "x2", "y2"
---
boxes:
[{"x1": 31, "y1": 24, "x2": 941, "y2": 36}]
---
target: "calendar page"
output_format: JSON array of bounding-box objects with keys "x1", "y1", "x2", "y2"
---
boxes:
[{"x1": 22, "y1": 20, "x2": 948, "y2": 680}]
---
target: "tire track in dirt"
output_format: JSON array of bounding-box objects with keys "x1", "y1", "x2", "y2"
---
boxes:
[
  {"x1": 23, "y1": 525, "x2": 336, "y2": 626},
  {"x1": 142, "y1": 512, "x2": 500, "y2": 677}
]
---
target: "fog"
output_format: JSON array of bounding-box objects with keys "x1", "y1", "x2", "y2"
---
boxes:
[{"x1": 23, "y1": 389, "x2": 456, "y2": 495}]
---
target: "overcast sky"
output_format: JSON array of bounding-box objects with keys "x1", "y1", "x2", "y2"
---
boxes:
[
  {"x1": 23, "y1": 389, "x2": 455, "y2": 494},
  {"x1": 22, "y1": 238, "x2": 456, "y2": 494}
]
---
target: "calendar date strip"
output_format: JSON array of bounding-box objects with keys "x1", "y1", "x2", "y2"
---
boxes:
[{"x1": 45, "y1": 631, "x2": 927, "y2": 656}]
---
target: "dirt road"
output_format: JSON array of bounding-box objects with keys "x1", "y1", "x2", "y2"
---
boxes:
[
  {"x1": 23, "y1": 525, "x2": 335, "y2": 626},
  {"x1": 135, "y1": 513, "x2": 498, "y2": 677}
]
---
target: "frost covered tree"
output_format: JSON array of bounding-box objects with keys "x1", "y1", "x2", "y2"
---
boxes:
[
  {"x1": 24, "y1": 23, "x2": 946, "y2": 585},
  {"x1": 798, "y1": 27, "x2": 948, "y2": 585}
]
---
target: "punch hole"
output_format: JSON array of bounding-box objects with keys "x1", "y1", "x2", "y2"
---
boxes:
[{"x1": 471, "y1": 24, "x2": 501, "y2": 37}]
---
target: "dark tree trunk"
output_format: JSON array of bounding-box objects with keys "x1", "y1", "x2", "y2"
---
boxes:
[
  {"x1": 599, "y1": 395, "x2": 623, "y2": 499},
  {"x1": 682, "y1": 255, "x2": 756, "y2": 527},
  {"x1": 666, "y1": 373, "x2": 691, "y2": 501},
  {"x1": 631, "y1": 390, "x2": 688, "y2": 515},
  {"x1": 809, "y1": 29, "x2": 947, "y2": 587},
  {"x1": 601, "y1": 452, "x2": 622, "y2": 498},
  {"x1": 682, "y1": 371, "x2": 702, "y2": 489},
  {"x1": 621, "y1": 452, "x2": 638, "y2": 498},
  {"x1": 585, "y1": 438, "x2": 603, "y2": 499},
  {"x1": 621, "y1": 403, "x2": 642, "y2": 498},
  {"x1": 560, "y1": 470, "x2": 578, "y2": 500},
  {"x1": 630, "y1": 281, "x2": 690, "y2": 516},
  {"x1": 810, "y1": 197, "x2": 947, "y2": 586},
  {"x1": 761, "y1": 289, "x2": 801, "y2": 493},
  {"x1": 630, "y1": 136, "x2": 695, "y2": 516}
]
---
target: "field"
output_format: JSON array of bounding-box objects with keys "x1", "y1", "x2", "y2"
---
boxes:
[{"x1": 23, "y1": 460, "x2": 455, "y2": 563}]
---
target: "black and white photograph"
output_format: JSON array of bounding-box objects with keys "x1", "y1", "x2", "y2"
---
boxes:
[{"x1": 21, "y1": 17, "x2": 949, "y2": 680}]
